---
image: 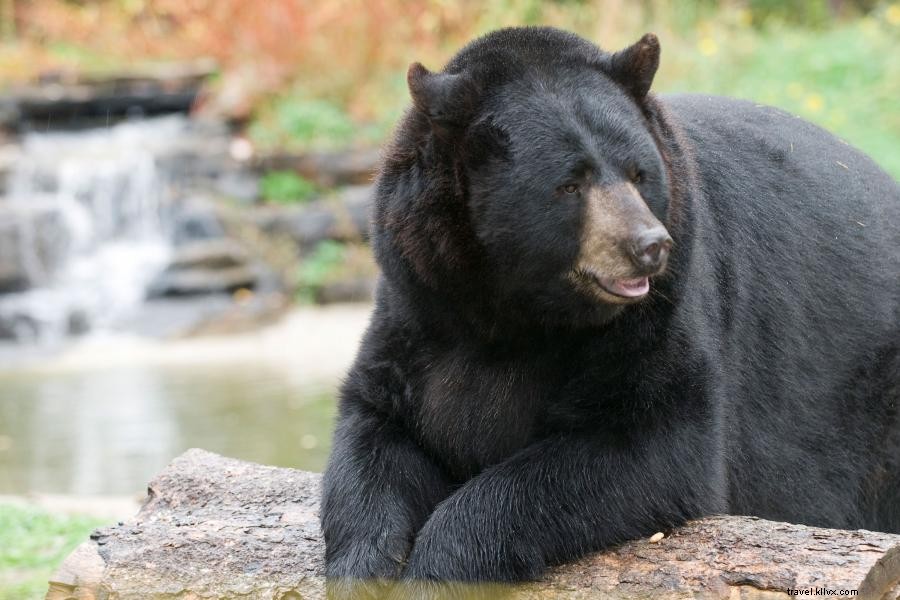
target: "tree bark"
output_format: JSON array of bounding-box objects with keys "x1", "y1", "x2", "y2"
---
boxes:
[{"x1": 46, "y1": 449, "x2": 900, "y2": 600}]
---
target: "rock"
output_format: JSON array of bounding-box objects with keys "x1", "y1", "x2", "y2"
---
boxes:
[
  {"x1": 147, "y1": 265, "x2": 259, "y2": 296},
  {"x1": 0, "y1": 311, "x2": 41, "y2": 341},
  {"x1": 178, "y1": 291, "x2": 292, "y2": 337},
  {"x1": 153, "y1": 122, "x2": 256, "y2": 196},
  {"x1": 47, "y1": 449, "x2": 900, "y2": 600},
  {"x1": 172, "y1": 201, "x2": 229, "y2": 246},
  {"x1": 259, "y1": 205, "x2": 336, "y2": 250},
  {"x1": 339, "y1": 185, "x2": 374, "y2": 241},
  {"x1": 148, "y1": 240, "x2": 259, "y2": 296},
  {"x1": 316, "y1": 276, "x2": 377, "y2": 304},
  {"x1": 169, "y1": 240, "x2": 248, "y2": 269},
  {"x1": 214, "y1": 169, "x2": 260, "y2": 204},
  {"x1": 0, "y1": 98, "x2": 20, "y2": 132},
  {"x1": 146, "y1": 234, "x2": 285, "y2": 300},
  {"x1": 7, "y1": 60, "x2": 217, "y2": 129},
  {"x1": 255, "y1": 185, "x2": 373, "y2": 250},
  {"x1": 256, "y1": 148, "x2": 380, "y2": 187},
  {"x1": 0, "y1": 142, "x2": 19, "y2": 196},
  {"x1": 127, "y1": 289, "x2": 291, "y2": 339},
  {"x1": 0, "y1": 287, "x2": 96, "y2": 342}
]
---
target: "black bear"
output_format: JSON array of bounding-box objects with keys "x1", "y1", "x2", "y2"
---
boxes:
[{"x1": 321, "y1": 26, "x2": 900, "y2": 599}]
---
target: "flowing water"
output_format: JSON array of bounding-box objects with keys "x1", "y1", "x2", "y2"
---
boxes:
[
  {"x1": 0, "y1": 116, "x2": 186, "y2": 343},
  {"x1": 0, "y1": 116, "x2": 350, "y2": 496}
]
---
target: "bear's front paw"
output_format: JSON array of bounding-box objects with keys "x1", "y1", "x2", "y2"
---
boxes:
[
  {"x1": 325, "y1": 540, "x2": 410, "y2": 600},
  {"x1": 394, "y1": 505, "x2": 544, "y2": 598}
]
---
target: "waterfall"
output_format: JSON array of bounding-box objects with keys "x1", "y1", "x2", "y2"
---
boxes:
[{"x1": 0, "y1": 116, "x2": 189, "y2": 343}]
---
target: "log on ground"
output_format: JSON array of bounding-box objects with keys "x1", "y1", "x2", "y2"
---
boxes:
[{"x1": 46, "y1": 449, "x2": 900, "y2": 600}]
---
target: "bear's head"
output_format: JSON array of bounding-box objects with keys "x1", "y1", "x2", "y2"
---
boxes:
[{"x1": 375, "y1": 27, "x2": 685, "y2": 329}]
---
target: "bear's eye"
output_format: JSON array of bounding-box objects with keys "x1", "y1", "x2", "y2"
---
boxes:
[
  {"x1": 629, "y1": 168, "x2": 645, "y2": 184},
  {"x1": 561, "y1": 183, "x2": 580, "y2": 195}
]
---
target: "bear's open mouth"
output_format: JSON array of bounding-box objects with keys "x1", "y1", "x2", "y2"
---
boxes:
[
  {"x1": 599, "y1": 276, "x2": 650, "y2": 298},
  {"x1": 575, "y1": 268, "x2": 650, "y2": 300}
]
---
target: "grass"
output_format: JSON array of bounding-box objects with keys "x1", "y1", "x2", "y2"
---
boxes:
[
  {"x1": 0, "y1": 503, "x2": 105, "y2": 600},
  {"x1": 259, "y1": 170, "x2": 319, "y2": 204}
]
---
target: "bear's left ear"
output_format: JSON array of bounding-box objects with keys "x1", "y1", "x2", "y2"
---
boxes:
[
  {"x1": 407, "y1": 62, "x2": 480, "y2": 132},
  {"x1": 605, "y1": 33, "x2": 660, "y2": 100}
]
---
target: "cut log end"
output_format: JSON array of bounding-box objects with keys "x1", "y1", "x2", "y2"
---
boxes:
[{"x1": 46, "y1": 449, "x2": 900, "y2": 599}]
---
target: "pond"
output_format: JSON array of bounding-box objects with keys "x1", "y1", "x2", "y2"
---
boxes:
[{"x1": 0, "y1": 363, "x2": 338, "y2": 496}]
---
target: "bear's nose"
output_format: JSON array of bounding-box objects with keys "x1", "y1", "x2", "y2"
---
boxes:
[{"x1": 628, "y1": 226, "x2": 673, "y2": 271}]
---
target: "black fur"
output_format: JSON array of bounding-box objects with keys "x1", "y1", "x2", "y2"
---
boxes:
[{"x1": 321, "y1": 26, "x2": 900, "y2": 599}]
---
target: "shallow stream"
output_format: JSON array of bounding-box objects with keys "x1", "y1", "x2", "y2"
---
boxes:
[{"x1": 0, "y1": 363, "x2": 336, "y2": 496}]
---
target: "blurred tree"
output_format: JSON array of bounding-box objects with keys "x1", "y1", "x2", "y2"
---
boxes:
[
  {"x1": 1, "y1": 0, "x2": 15, "y2": 40},
  {"x1": 746, "y1": 0, "x2": 880, "y2": 26}
]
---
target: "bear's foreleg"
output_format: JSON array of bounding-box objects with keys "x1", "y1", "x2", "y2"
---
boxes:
[
  {"x1": 322, "y1": 403, "x2": 452, "y2": 600},
  {"x1": 391, "y1": 426, "x2": 725, "y2": 599}
]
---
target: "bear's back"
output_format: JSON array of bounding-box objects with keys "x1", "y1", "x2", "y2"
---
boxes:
[
  {"x1": 663, "y1": 93, "x2": 898, "y2": 349},
  {"x1": 663, "y1": 94, "x2": 899, "y2": 528}
]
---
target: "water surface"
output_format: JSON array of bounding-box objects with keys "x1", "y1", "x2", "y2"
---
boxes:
[{"x1": 0, "y1": 363, "x2": 337, "y2": 495}]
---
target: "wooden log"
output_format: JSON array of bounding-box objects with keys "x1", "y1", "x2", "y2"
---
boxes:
[{"x1": 46, "y1": 449, "x2": 900, "y2": 600}]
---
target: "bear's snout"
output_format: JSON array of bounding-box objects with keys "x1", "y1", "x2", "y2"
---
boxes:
[{"x1": 627, "y1": 225, "x2": 672, "y2": 273}]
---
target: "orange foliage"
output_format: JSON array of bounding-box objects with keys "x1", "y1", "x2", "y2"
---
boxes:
[
  {"x1": 8, "y1": 1, "x2": 510, "y2": 117},
  {"x1": 8, "y1": 0, "x2": 698, "y2": 122}
]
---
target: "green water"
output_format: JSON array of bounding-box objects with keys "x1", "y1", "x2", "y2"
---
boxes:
[{"x1": 0, "y1": 365, "x2": 337, "y2": 495}]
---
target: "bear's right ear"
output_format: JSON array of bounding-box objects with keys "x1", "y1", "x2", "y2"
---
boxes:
[
  {"x1": 407, "y1": 62, "x2": 479, "y2": 132},
  {"x1": 605, "y1": 33, "x2": 660, "y2": 100}
]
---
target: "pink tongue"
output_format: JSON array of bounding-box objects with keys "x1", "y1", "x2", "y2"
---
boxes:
[{"x1": 604, "y1": 276, "x2": 649, "y2": 298}]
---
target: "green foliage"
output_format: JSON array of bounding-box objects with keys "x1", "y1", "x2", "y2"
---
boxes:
[
  {"x1": 658, "y1": 10, "x2": 900, "y2": 178},
  {"x1": 3, "y1": 0, "x2": 898, "y2": 175},
  {"x1": 295, "y1": 240, "x2": 347, "y2": 303},
  {"x1": 746, "y1": 0, "x2": 880, "y2": 26},
  {"x1": 249, "y1": 94, "x2": 381, "y2": 152},
  {"x1": 242, "y1": 3, "x2": 900, "y2": 178},
  {"x1": 259, "y1": 171, "x2": 318, "y2": 204},
  {"x1": 45, "y1": 41, "x2": 124, "y2": 72},
  {"x1": 0, "y1": 503, "x2": 105, "y2": 600}
]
